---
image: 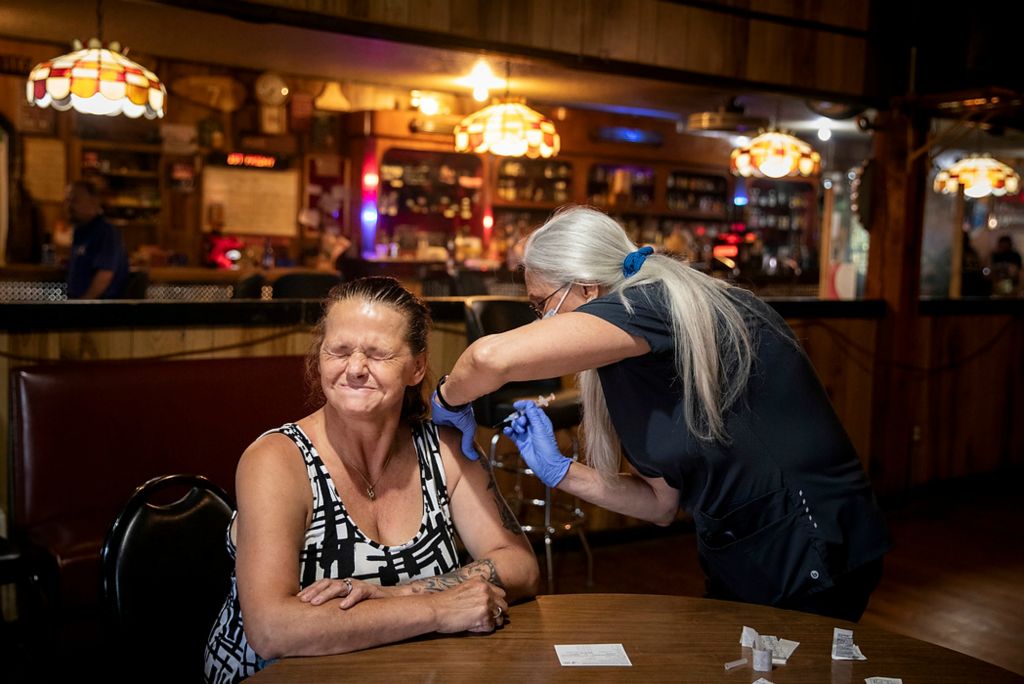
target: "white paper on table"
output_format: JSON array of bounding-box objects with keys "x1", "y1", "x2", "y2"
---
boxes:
[
  {"x1": 771, "y1": 637, "x2": 800, "y2": 664},
  {"x1": 752, "y1": 678, "x2": 775, "y2": 684},
  {"x1": 744, "y1": 633, "x2": 799, "y2": 665},
  {"x1": 554, "y1": 643, "x2": 632, "y2": 666},
  {"x1": 832, "y1": 627, "x2": 868, "y2": 661},
  {"x1": 865, "y1": 678, "x2": 903, "y2": 684}
]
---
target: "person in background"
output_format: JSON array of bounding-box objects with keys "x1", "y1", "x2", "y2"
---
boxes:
[
  {"x1": 205, "y1": 277, "x2": 539, "y2": 684},
  {"x1": 990, "y1": 235, "x2": 1022, "y2": 291},
  {"x1": 432, "y1": 206, "x2": 890, "y2": 622},
  {"x1": 64, "y1": 180, "x2": 129, "y2": 299}
]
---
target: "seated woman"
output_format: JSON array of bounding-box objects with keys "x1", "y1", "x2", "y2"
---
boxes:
[{"x1": 205, "y1": 277, "x2": 540, "y2": 684}]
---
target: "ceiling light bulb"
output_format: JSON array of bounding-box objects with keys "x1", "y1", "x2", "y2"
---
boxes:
[
  {"x1": 758, "y1": 156, "x2": 795, "y2": 179},
  {"x1": 418, "y1": 95, "x2": 440, "y2": 116},
  {"x1": 458, "y1": 60, "x2": 505, "y2": 101}
]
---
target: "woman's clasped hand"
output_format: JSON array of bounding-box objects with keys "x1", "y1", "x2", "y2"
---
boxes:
[{"x1": 297, "y1": 575, "x2": 508, "y2": 631}]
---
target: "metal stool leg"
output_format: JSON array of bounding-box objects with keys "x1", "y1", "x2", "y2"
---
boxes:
[
  {"x1": 544, "y1": 484, "x2": 555, "y2": 594},
  {"x1": 488, "y1": 425, "x2": 595, "y2": 595}
]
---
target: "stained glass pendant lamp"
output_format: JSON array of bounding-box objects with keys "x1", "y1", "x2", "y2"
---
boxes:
[
  {"x1": 25, "y1": 1, "x2": 166, "y2": 119},
  {"x1": 454, "y1": 63, "x2": 559, "y2": 158},
  {"x1": 730, "y1": 129, "x2": 820, "y2": 179},
  {"x1": 933, "y1": 154, "x2": 1020, "y2": 199}
]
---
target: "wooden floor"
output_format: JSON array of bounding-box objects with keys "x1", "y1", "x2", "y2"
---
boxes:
[{"x1": 550, "y1": 473, "x2": 1024, "y2": 677}]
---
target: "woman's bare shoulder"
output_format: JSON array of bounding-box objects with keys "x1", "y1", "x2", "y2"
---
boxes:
[
  {"x1": 432, "y1": 423, "x2": 476, "y2": 491},
  {"x1": 236, "y1": 424, "x2": 311, "y2": 493}
]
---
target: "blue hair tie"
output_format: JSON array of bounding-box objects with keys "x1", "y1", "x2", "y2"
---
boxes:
[{"x1": 622, "y1": 246, "x2": 654, "y2": 278}]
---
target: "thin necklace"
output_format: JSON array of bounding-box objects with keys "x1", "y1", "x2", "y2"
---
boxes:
[{"x1": 338, "y1": 449, "x2": 396, "y2": 501}]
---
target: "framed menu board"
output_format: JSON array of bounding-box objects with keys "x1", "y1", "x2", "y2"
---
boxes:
[{"x1": 202, "y1": 166, "x2": 299, "y2": 236}]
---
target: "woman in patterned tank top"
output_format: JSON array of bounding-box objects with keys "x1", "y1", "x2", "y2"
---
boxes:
[{"x1": 204, "y1": 277, "x2": 539, "y2": 684}]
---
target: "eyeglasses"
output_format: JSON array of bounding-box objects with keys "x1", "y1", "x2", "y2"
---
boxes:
[{"x1": 530, "y1": 283, "x2": 571, "y2": 319}]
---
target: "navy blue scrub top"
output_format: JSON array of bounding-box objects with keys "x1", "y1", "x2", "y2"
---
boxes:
[
  {"x1": 578, "y1": 283, "x2": 890, "y2": 606},
  {"x1": 67, "y1": 214, "x2": 129, "y2": 299}
]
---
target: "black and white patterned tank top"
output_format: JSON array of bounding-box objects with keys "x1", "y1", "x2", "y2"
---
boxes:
[{"x1": 204, "y1": 421, "x2": 460, "y2": 684}]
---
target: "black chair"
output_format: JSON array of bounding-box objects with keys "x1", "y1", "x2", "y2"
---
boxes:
[
  {"x1": 271, "y1": 272, "x2": 341, "y2": 299},
  {"x1": 419, "y1": 266, "x2": 456, "y2": 297},
  {"x1": 101, "y1": 474, "x2": 233, "y2": 682},
  {"x1": 232, "y1": 272, "x2": 266, "y2": 299},
  {"x1": 464, "y1": 297, "x2": 592, "y2": 593},
  {"x1": 453, "y1": 269, "x2": 489, "y2": 296}
]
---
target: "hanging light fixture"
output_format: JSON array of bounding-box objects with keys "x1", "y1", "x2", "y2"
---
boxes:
[
  {"x1": 933, "y1": 154, "x2": 1020, "y2": 199},
  {"x1": 730, "y1": 129, "x2": 820, "y2": 179},
  {"x1": 25, "y1": 1, "x2": 166, "y2": 119},
  {"x1": 454, "y1": 62, "x2": 559, "y2": 159}
]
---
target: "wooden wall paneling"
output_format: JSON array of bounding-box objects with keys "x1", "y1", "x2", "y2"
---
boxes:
[
  {"x1": 130, "y1": 327, "x2": 195, "y2": 358},
  {"x1": 634, "y1": 0, "x2": 661, "y2": 65},
  {"x1": 208, "y1": 325, "x2": 313, "y2": 358},
  {"x1": 652, "y1": 2, "x2": 691, "y2": 71},
  {"x1": 368, "y1": 0, "x2": 412, "y2": 25},
  {"x1": 787, "y1": 318, "x2": 876, "y2": 468},
  {"x1": 0, "y1": 332, "x2": 12, "y2": 515},
  {"x1": 581, "y1": 0, "x2": 647, "y2": 63},
  {"x1": 549, "y1": 0, "x2": 585, "y2": 55},
  {"x1": 812, "y1": 3, "x2": 872, "y2": 30},
  {"x1": 182, "y1": 327, "x2": 217, "y2": 357},
  {"x1": 744, "y1": 18, "x2": 798, "y2": 88},
  {"x1": 428, "y1": 320, "x2": 468, "y2": 384},
  {"x1": 229, "y1": 0, "x2": 872, "y2": 96},
  {"x1": 683, "y1": 6, "x2": 742, "y2": 78},
  {"x1": 407, "y1": 0, "x2": 452, "y2": 31},
  {"x1": 911, "y1": 314, "x2": 1023, "y2": 487},
  {"x1": 909, "y1": 315, "x2": 936, "y2": 485},
  {"x1": 477, "y1": 0, "x2": 515, "y2": 44},
  {"x1": 8, "y1": 330, "x2": 60, "y2": 363},
  {"x1": 56, "y1": 329, "x2": 133, "y2": 361},
  {"x1": 1009, "y1": 317, "x2": 1024, "y2": 469},
  {"x1": 954, "y1": 316, "x2": 1018, "y2": 476},
  {"x1": 447, "y1": 0, "x2": 484, "y2": 39},
  {"x1": 812, "y1": 32, "x2": 865, "y2": 98}
]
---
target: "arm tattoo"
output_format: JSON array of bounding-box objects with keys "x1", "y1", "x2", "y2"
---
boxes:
[
  {"x1": 407, "y1": 559, "x2": 506, "y2": 593},
  {"x1": 478, "y1": 453, "x2": 524, "y2": 535}
]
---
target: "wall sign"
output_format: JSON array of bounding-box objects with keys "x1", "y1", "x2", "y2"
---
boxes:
[{"x1": 202, "y1": 166, "x2": 300, "y2": 237}]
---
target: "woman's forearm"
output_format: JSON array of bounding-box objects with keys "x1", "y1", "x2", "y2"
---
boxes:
[
  {"x1": 399, "y1": 554, "x2": 538, "y2": 604},
  {"x1": 401, "y1": 559, "x2": 504, "y2": 594},
  {"x1": 559, "y1": 462, "x2": 679, "y2": 526},
  {"x1": 245, "y1": 593, "x2": 438, "y2": 659}
]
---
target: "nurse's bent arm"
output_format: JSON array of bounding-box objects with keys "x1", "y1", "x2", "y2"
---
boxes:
[
  {"x1": 443, "y1": 310, "x2": 681, "y2": 526},
  {"x1": 441, "y1": 311, "x2": 648, "y2": 405}
]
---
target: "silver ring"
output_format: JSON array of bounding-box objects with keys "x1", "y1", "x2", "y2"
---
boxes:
[
  {"x1": 493, "y1": 606, "x2": 503, "y2": 620},
  {"x1": 343, "y1": 578, "x2": 353, "y2": 593}
]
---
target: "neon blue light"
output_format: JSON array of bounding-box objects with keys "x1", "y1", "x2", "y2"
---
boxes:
[
  {"x1": 732, "y1": 178, "x2": 749, "y2": 207},
  {"x1": 361, "y1": 201, "x2": 377, "y2": 257}
]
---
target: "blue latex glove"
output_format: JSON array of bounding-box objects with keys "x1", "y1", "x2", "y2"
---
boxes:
[
  {"x1": 430, "y1": 390, "x2": 479, "y2": 460},
  {"x1": 502, "y1": 400, "x2": 571, "y2": 488}
]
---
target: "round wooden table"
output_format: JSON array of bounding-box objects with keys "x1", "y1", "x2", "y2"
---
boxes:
[{"x1": 249, "y1": 593, "x2": 1023, "y2": 682}]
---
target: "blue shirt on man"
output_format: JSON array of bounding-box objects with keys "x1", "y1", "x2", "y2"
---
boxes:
[{"x1": 66, "y1": 214, "x2": 129, "y2": 299}]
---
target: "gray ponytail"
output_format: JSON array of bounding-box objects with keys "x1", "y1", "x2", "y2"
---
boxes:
[{"x1": 523, "y1": 206, "x2": 753, "y2": 476}]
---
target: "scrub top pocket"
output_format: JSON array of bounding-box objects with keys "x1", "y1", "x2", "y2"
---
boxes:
[{"x1": 695, "y1": 488, "x2": 832, "y2": 605}]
